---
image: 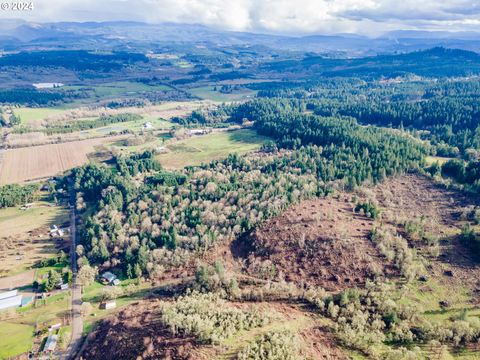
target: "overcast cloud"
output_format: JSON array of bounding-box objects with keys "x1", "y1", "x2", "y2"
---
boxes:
[{"x1": 1, "y1": 0, "x2": 479, "y2": 35}]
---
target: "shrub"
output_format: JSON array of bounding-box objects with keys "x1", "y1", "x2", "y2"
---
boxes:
[{"x1": 161, "y1": 291, "x2": 271, "y2": 344}]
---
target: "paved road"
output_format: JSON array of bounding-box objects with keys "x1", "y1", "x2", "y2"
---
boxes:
[{"x1": 63, "y1": 186, "x2": 83, "y2": 360}]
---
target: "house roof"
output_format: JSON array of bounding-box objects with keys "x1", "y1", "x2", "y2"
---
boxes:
[{"x1": 101, "y1": 272, "x2": 116, "y2": 282}]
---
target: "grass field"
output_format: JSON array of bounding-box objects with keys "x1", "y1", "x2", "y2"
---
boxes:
[
  {"x1": 157, "y1": 129, "x2": 268, "y2": 169},
  {"x1": 0, "y1": 322, "x2": 33, "y2": 359},
  {"x1": 189, "y1": 86, "x2": 256, "y2": 102},
  {"x1": 89, "y1": 81, "x2": 173, "y2": 98},
  {"x1": 0, "y1": 136, "x2": 125, "y2": 184},
  {"x1": 13, "y1": 107, "x2": 67, "y2": 125},
  {"x1": 425, "y1": 155, "x2": 453, "y2": 166}
]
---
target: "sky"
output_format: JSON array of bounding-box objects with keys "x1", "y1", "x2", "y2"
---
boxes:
[{"x1": 1, "y1": 0, "x2": 480, "y2": 36}]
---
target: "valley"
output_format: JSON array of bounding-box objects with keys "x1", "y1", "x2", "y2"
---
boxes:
[{"x1": 0, "y1": 15, "x2": 480, "y2": 360}]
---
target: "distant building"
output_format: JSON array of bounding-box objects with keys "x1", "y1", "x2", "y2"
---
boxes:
[
  {"x1": 43, "y1": 334, "x2": 58, "y2": 353},
  {"x1": 0, "y1": 290, "x2": 22, "y2": 310},
  {"x1": 33, "y1": 82, "x2": 64, "y2": 89},
  {"x1": 186, "y1": 129, "x2": 207, "y2": 136},
  {"x1": 100, "y1": 300, "x2": 117, "y2": 310},
  {"x1": 142, "y1": 122, "x2": 153, "y2": 130}
]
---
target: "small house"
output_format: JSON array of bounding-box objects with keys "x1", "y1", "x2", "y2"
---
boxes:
[
  {"x1": 100, "y1": 300, "x2": 116, "y2": 310},
  {"x1": 43, "y1": 334, "x2": 58, "y2": 353},
  {"x1": 101, "y1": 271, "x2": 118, "y2": 285}
]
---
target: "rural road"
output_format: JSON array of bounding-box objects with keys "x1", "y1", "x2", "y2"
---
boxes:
[{"x1": 63, "y1": 184, "x2": 83, "y2": 360}]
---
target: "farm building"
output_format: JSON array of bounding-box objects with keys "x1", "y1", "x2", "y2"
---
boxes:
[
  {"x1": 0, "y1": 289, "x2": 22, "y2": 310},
  {"x1": 100, "y1": 300, "x2": 117, "y2": 310},
  {"x1": 43, "y1": 334, "x2": 58, "y2": 353}
]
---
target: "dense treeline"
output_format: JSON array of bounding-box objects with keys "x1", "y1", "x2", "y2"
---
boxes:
[
  {"x1": 0, "y1": 50, "x2": 148, "y2": 71},
  {"x1": 0, "y1": 184, "x2": 38, "y2": 208},
  {"x1": 251, "y1": 78, "x2": 480, "y2": 155},
  {"x1": 171, "y1": 105, "x2": 234, "y2": 126},
  {"x1": 261, "y1": 47, "x2": 480, "y2": 78},
  {"x1": 0, "y1": 89, "x2": 64, "y2": 106},
  {"x1": 41, "y1": 113, "x2": 143, "y2": 134}
]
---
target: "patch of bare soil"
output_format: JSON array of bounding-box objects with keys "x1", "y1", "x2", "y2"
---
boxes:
[
  {"x1": 301, "y1": 326, "x2": 347, "y2": 360},
  {"x1": 79, "y1": 300, "x2": 216, "y2": 360},
  {"x1": 240, "y1": 196, "x2": 395, "y2": 291}
]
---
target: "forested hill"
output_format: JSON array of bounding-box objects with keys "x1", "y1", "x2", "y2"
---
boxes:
[{"x1": 262, "y1": 47, "x2": 480, "y2": 78}]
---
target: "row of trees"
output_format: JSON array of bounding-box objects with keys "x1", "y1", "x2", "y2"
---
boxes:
[{"x1": 0, "y1": 184, "x2": 38, "y2": 208}]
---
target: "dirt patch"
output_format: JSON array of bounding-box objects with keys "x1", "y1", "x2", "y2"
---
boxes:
[
  {"x1": 79, "y1": 300, "x2": 216, "y2": 360},
  {"x1": 239, "y1": 196, "x2": 394, "y2": 291},
  {"x1": 301, "y1": 326, "x2": 347, "y2": 360},
  {"x1": 0, "y1": 269, "x2": 35, "y2": 291}
]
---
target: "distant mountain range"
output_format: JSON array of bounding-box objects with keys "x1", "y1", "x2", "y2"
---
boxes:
[{"x1": 0, "y1": 20, "x2": 479, "y2": 56}]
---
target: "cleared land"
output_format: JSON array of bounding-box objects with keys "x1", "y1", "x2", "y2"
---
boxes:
[
  {"x1": 0, "y1": 136, "x2": 125, "y2": 184},
  {"x1": 157, "y1": 129, "x2": 268, "y2": 169},
  {"x1": 241, "y1": 195, "x2": 393, "y2": 291},
  {"x1": 0, "y1": 201, "x2": 69, "y2": 276},
  {"x1": 80, "y1": 300, "x2": 343, "y2": 360}
]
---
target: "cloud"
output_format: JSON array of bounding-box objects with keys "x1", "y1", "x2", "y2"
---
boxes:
[{"x1": 1, "y1": 0, "x2": 479, "y2": 35}]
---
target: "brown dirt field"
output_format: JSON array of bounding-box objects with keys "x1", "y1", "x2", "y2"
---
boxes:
[
  {"x1": 301, "y1": 326, "x2": 347, "y2": 360},
  {"x1": 79, "y1": 299, "x2": 216, "y2": 360},
  {"x1": 239, "y1": 196, "x2": 394, "y2": 291},
  {"x1": 0, "y1": 136, "x2": 125, "y2": 184}
]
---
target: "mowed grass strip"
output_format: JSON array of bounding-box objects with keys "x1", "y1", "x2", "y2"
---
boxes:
[
  {"x1": 0, "y1": 322, "x2": 33, "y2": 359},
  {"x1": 157, "y1": 129, "x2": 268, "y2": 169}
]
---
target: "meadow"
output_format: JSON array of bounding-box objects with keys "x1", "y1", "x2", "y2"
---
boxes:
[
  {"x1": 188, "y1": 85, "x2": 256, "y2": 102},
  {"x1": 157, "y1": 129, "x2": 268, "y2": 168}
]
